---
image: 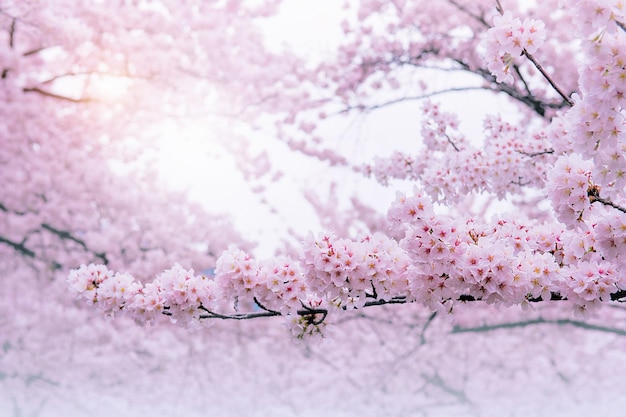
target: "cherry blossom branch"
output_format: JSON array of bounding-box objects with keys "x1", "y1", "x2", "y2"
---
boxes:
[
  {"x1": 195, "y1": 297, "x2": 408, "y2": 321},
  {"x1": 157, "y1": 290, "x2": 626, "y2": 324},
  {"x1": 453, "y1": 59, "x2": 564, "y2": 117},
  {"x1": 452, "y1": 0, "x2": 573, "y2": 111},
  {"x1": 493, "y1": 0, "x2": 574, "y2": 107}
]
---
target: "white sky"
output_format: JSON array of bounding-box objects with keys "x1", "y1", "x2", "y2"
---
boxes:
[{"x1": 154, "y1": 0, "x2": 518, "y2": 258}]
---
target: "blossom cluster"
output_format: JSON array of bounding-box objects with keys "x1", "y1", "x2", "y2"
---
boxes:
[
  {"x1": 215, "y1": 247, "x2": 309, "y2": 314},
  {"x1": 67, "y1": 263, "x2": 218, "y2": 326},
  {"x1": 483, "y1": 11, "x2": 546, "y2": 84},
  {"x1": 563, "y1": 32, "x2": 626, "y2": 196},
  {"x1": 545, "y1": 153, "x2": 595, "y2": 227},
  {"x1": 300, "y1": 232, "x2": 411, "y2": 309},
  {"x1": 363, "y1": 151, "x2": 425, "y2": 186},
  {"x1": 68, "y1": 182, "x2": 626, "y2": 331},
  {"x1": 366, "y1": 107, "x2": 554, "y2": 204}
]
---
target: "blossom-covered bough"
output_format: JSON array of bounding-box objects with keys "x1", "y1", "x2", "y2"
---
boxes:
[{"x1": 68, "y1": 0, "x2": 626, "y2": 338}]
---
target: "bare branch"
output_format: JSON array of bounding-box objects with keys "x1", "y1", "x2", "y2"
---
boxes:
[
  {"x1": 590, "y1": 195, "x2": 626, "y2": 214},
  {"x1": 186, "y1": 289, "x2": 626, "y2": 323},
  {"x1": 253, "y1": 297, "x2": 281, "y2": 315},
  {"x1": 495, "y1": 0, "x2": 504, "y2": 15},
  {"x1": 516, "y1": 149, "x2": 554, "y2": 157},
  {"x1": 522, "y1": 50, "x2": 575, "y2": 107},
  {"x1": 419, "y1": 311, "x2": 438, "y2": 344},
  {"x1": 446, "y1": 0, "x2": 489, "y2": 27},
  {"x1": 8, "y1": 18, "x2": 15, "y2": 48},
  {"x1": 0, "y1": 235, "x2": 36, "y2": 258},
  {"x1": 421, "y1": 371, "x2": 472, "y2": 404},
  {"x1": 336, "y1": 86, "x2": 490, "y2": 116},
  {"x1": 41, "y1": 223, "x2": 108, "y2": 264},
  {"x1": 452, "y1": 318, "x2": 626, "y2": 336},
  {"x1": 22, "y1": 87, "x2": 94, "y2": 103}
]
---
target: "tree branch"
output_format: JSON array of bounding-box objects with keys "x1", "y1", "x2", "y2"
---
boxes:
[
  {"x1": 8, "y1": 18, "x2": 15, "y2": 49},
  {"x1": 0, "y1": 235, "x2": 36, "y2": 258},
  {"x1": 452, "y1": 318, "x2": 626, "y2": 336},
  {"x1": 521, "y1": 50, "x2": 574, "y2": 107},
  {"x1": 253, "y1": 297, "x2": 281, "y2": 315},
  {"x1": 336, "y1": 87, "x2": 490, "y2": 115},
  {"x1": 516, "y1": 149, "x2": 554, "y2": 157},
  {"x1": 189, "y1": 290, "x2": 626, "y2": 323},
  {"x1": 41, "y1": 223, "x2": 108, "y2": 264},
  {"x1": 22, "y1": 87, "x2": 93, "y2": 103},
  {"x1": 590, "y1": 196, "x2": 626, "y2": 214}
]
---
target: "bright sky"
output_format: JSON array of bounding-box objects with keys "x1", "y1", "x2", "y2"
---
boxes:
[{"x1": 150, "y1": 0, "x2": 516, "y2": 258}]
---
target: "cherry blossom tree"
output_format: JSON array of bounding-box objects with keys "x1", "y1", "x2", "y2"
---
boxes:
[
  {"x1": 69, "y1": 0, "x2": 626, "y2": 331},
  {"x1": 4, "y1": 0, "x2": 626, "y2": 416}
]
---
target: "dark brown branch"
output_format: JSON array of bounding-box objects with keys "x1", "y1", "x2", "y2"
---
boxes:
[
  {"x1": 522, "y1": 50, "x2": 574, "y2": 107},
  {"x1": 23, "y1": 47, "x2": 52, "y2": 57},
  {"x1": 444, "y1": 133, "x2": 461, "y2": 152},
  {"x1": 186, "y1": 288, "x2": 626, "y2": 322},
  {"x1": 253, "y1": 297, "x2": 281, "y2": 315},
  {"x1": 495, "y1": 0, "x2": 504, "y2": 15},
  {"x1": 611, "y1": 290, "x2": 626, "y2": 301},
  {"x1": 517, "y1": 149, "x2": 554, "y2": 157},
  {"x1": 8, "y1": 18, "x2": 15, "y2": 49},
  {"x1": 590, "y1": 196, "x2": 626, "y2": 214},
  {"x1": 513, "y1": 64, "x2": 533, "y2": 96},
  {"x1": 22, "y1": 87, "x2": 93, "y2": 103},
  {"x1": 453, "y1": 59, "x2": 558, "y2": 117},
  {"x1": 198, "y1": 305, "x2": 280, "y2": 320}
]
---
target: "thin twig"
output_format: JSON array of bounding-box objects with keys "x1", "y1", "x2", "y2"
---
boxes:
[
  {"x1": 516, "y1": 149, "x2": 555, "y2": 157},
  {"x1": 336, "y1": 86, "x2": 490, "y2": 116},
  {"x1": 590, "y1": 196, "x2": 626, "y2": 213},
  {"x1": 522, "y1": 50, "x2": 574, "y2": 107},
  {"x1": 452, "y1": 318, "x2": 626, "y2": 336},
  {"x1": 23, "y1": 87, "x2": 94, "y2": 103}
]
